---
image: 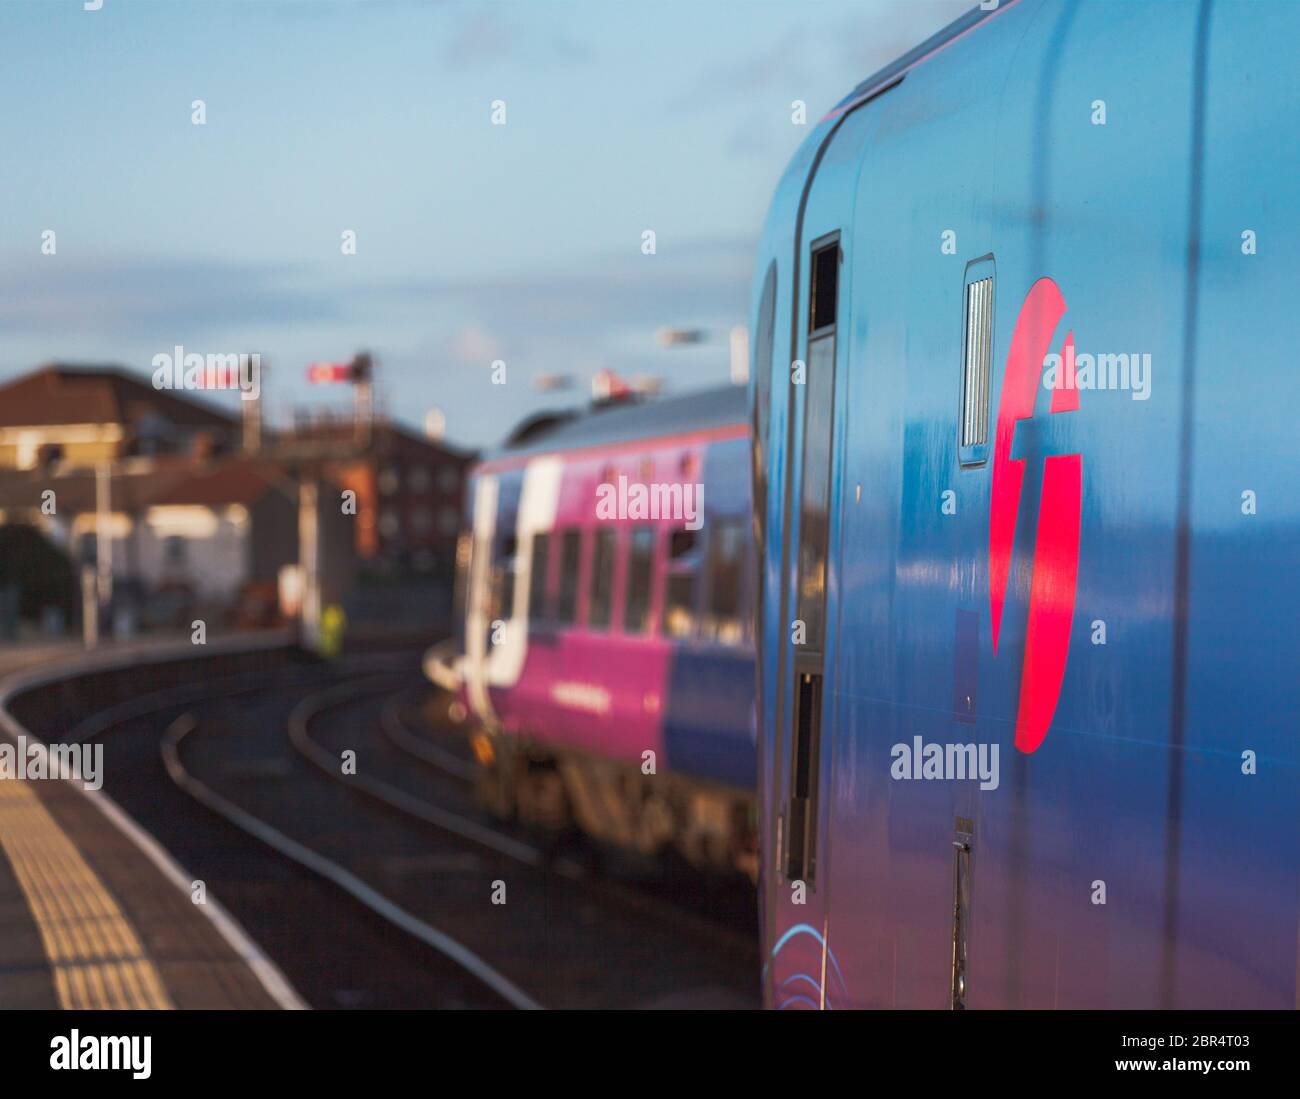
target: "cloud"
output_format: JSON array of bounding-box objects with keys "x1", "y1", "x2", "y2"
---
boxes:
[
  {"x1": 440, "y1": 8, "x2": 592, "y2": 70},
  {"x1": 0, "y1": 257, "x2": 345, "y2": 339},
  {"x1": 0, "y1": 237, "x2": 756, "y2": 447},
  {"x1": 443, "y1": 12, "x2": 514, "y2": 68},
  {"x1": 361, "y1": 236, "x2": 756, "y2": 445},
  {"x1": 669, "y1": 0, "x2": 970, "y2": 120},
  {"x1": 448, "y1": 322, "x2": 504, "y2": 363}
]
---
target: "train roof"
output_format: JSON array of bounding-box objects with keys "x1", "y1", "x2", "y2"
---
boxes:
[
  {"x1": 485, "y1": 383, "x2": 748, "y2": 465},
  {"x1": 829, "y1": 3, "x2": 1000, "y2": 118}
]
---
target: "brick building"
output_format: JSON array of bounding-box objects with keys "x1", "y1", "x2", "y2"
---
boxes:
[
  {"x1": 0, "y1": 363, "x2": 238, "y2": 469},
  {"x1": 274, "y1": 417, "x2": 473, "y2": 579}
]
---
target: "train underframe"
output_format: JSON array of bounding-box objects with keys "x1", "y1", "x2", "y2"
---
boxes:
[{"x1": 473, "y1": 730, "x2": 759, "y2": 881}]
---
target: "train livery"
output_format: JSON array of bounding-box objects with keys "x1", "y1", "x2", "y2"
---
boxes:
[
  {"x1": 433, "y1": 385, "x2": 759, "y2": 876},
  {"x1": 750, "y1": 1, "x2": 1299, "y2": 1007}
]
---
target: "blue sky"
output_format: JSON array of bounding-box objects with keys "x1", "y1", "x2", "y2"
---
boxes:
[{"x1": 0, "y1": 0, "x2": 968, "y2": 448}]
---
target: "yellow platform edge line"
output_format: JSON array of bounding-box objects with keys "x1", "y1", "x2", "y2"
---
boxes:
[{"x1": 0, "y1": 779, "x2": 174, "y2": 1010}]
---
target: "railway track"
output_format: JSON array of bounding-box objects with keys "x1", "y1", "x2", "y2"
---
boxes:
[
  {"x1": 12, "y1": 648, "x2": 759, "y2": 1009},
  {"x1": 288, "y1": 675, "x2": 761, "y2": 976}
]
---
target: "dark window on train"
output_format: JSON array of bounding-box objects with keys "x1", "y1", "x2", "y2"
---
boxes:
[
  {"x1": 663, "y1": 527, "x2": 699, "y2": 639},
  {"x1": 528, "y1": 532, "x2": 551, "y2": 621},
  {"x1": 785, "y1": 671, "x2": 823, "y2": 882},
  {"x1": 669, "y1": 528, "x2": 697, "y2": 558},
  {"x1": 787, "y1": 234, "x2": 839, "y2": 887},
  {"x1": 556, "y1": 529, "x2": 582, "y2": 624},
  {"x1": 624, "y1": 526, "x2": 655, "y2": 633},
  {"x1": 453, "y1": 532, "x2": 471, "y2": 625},
  {"x1": 701, "y1": 518, "x2": 745, "y2": 645},
  {"x1": 810, "y1": 241, "x2": 838, "y2": 333},
  {"x1": 752, "y1": 262, "x2": 777, "y2": 553},
  {"x1": 490, "y1": 534, "x2": 518, "y2": 621},
  {"x1": 589, "y1": 529, "x2": 616, "y2": 630}
]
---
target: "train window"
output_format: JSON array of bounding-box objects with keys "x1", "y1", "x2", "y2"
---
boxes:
[
  {"x1": 752, "y1": 262, "x2": 776, "y2": 552},
  {"x1": 702, "y1": 519, "x2": 745, "y2": 644},
  {"x1": 796, "y1": 333, "x2": 835, "y2": 645},
  {"x1": 453, "y1": 531, "x2": 472, "y2": 623},
  {"x1": 786, "y1": 234, "x2": 839, "y2": 886},
  {"x1": 959, "y1": 259, "x2": 995, "y2": 465},
  {"x1": 624, "y1": 527, "x2": 655, "y2": 633},
  {"x1": 556, "y1": 529, "x2": 582, "y2": 624},
  {"x1": 490, "y1": 535, "x2": 518, "y2": 621},
  {"x1": 528, "y1": 532, "x2": 551, "y2": 621},
  {"x1": 665, "y1": 575, "x2": 696, "y2": 638},
  {"x1": 786, "y1": 670, "x2": 823, "y2": 883},
  {"x1": 589, "y1": 529, "x2": 616, "y2": 630},
  {"x1": 810, "y1": 240, "x2": 838, "y2": 333},
  {"x1": 669, "y1": 528, "x2": 697, "y2": 558},
  {"x1": 663, "y1": 527, "x2": 699, "y2": 639}
]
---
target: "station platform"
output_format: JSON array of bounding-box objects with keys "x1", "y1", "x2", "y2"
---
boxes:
[{"x1": 0, "y1": 631, "x2": 303, "y2": 1009}]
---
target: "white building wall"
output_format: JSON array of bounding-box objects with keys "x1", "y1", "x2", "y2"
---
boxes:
[{"x1": 137, "y1": 505, "x2": 250, "y2": 600}]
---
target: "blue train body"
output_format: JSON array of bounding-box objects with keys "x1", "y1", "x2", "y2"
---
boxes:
[{"x1": 751, "y1": 0, "x2": 1299, "y2": 1008}]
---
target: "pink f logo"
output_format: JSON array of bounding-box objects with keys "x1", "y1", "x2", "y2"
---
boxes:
[{"x1": 988, "y1": 278, "x2": 1082, "y2": 754}]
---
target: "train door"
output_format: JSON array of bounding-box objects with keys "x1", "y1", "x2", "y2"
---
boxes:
[
  {"x1": 766, "y1": 104, "x2": 873, "y2": 1009},
  {"x1": 464, "y1": 475, "x2": 499, "y2": 724}
]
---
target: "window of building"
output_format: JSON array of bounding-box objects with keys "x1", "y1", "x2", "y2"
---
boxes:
[
  {"x1": 624, "y1": 527, "x2": 655, "y2": 633},
  {"x1": 378, "y1": 510, "x2": 400, "y2": 538},
  {"x1": 408, "y1": 465, "x2": 431, "y2": 493},
  {"x1": 438, "y1": 467, "x2": 459, "y2": 493},
  {"x1": 378, "y1": 467, "x2": 400, "y2": 496},
  {"x1": 556, "y1": 529, "x2": 582, "y2": 624},
  {"x1": 438, "y1": 507, "x2": 459, "y2": 537},
  {"x1": 588, "y1": 529, "x2": 616, "y2": 630},
  {"x1": 410, "y1": 507, "x2": 432, "y2": 535}
]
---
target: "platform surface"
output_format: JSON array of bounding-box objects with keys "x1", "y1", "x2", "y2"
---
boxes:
[{"x1": 0, "y1": 633, "x2": 301, "y2": 1010}]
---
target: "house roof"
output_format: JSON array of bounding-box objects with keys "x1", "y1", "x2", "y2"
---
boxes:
[
  {"x1": 0, "y1": 458, "x2": 290, "y2": 514},
  {"x1": 271, "y1": 418, "x2": 474, "y2": 463},
  {"x1": 0, "y1": 466, "x2": 187, "y2": 514},
  {"x1": 0, "y1": 364, "x2": 238, "y2": 431},
  {"x1": 147, "y1": 461, "x2": 288, "y2": 507}
]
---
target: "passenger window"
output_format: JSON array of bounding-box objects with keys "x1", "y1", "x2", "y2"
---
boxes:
[
  {"x1": 810, "y1": 241, "x2": 838, "y2": 332},
  {"x1": 624, "y1": 527, "x2": 655, "y2": 633},
  {"x1": 796, "y1": 335, "x2": 834, "y2": 645},
  {"x1": 556, "y1": 530, "x2": 582, "y2": 624},
  {"x1": 752, "y1": 262, "x2": 777, "y2": 552},
  {"x1": 702, "y1": 519, "x2": 745, "y2": 645},
  {"x1": 663, "y1": 528, "x2": 699, "y2": 639},
  {"x1": 490, "y1": 535, "x2": 517, "y2": 621},
  {"x1": 589, "y1": 529, "x2": 616, "y2": 630},
  {"x1": 453, "y1": 532, "x2": 472, "y2": 624},
  {"x1": 786, "y1": 234, "x2": 839, "y2": 886},
  {"x1": 528, "y1": 532, "x2": 550, "y2": 622}
]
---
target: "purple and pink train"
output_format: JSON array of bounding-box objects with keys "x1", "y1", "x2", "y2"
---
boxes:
[{"x1": 431, "y1": 385, "x2": 758, "y2": 877}]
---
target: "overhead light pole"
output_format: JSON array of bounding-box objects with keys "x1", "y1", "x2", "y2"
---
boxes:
[{"x1": 655, "y1": 325, "x2": 749, "y2": 384}]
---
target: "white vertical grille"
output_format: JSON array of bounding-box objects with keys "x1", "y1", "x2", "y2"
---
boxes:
[{"x1": 961, "y1": 277, "x2": 993, "y2": 448}]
